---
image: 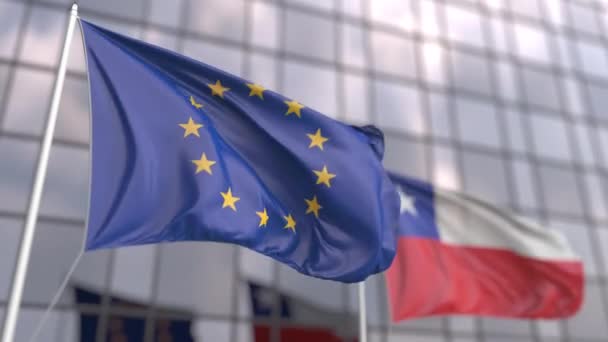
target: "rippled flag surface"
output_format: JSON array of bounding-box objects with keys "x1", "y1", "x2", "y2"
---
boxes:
[{"x1": 80, "y1": 20, "x2": 398, "y2": 283}]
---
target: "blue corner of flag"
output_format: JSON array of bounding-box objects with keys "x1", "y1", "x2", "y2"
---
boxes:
[{"x1": 79, "y1": 20, "x2": 399, "y2": 283}]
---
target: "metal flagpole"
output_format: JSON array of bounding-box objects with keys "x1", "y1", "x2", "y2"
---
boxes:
[
  {"x1": 358, "y1": 281, "x2": 368, "y2": 342},
  {"x1": 1, "y1": 4, "x2": 79, "y2": 342}
]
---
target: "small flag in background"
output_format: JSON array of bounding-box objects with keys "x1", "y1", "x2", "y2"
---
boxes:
[
  {"x1": 386, "y1": 173, "x2": 584, "y2": 321},
  {"x1": 249, "y1": 282, "x2": 357, "y2": 342},
  {"x1": 79, "y1": 20, "x2": 399, "y2": 283},
  {"x1": 75, "y1": 287, "x2": 194, "y2": 341}
]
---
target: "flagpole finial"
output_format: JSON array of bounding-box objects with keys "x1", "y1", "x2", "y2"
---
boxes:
[{"x1": 70, "y1": 3, "x2": 78, "y2": 16}]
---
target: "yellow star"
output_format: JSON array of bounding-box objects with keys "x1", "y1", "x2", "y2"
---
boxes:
[
  {"x1": 284, "y1": 100, "x2": 305, "y2": 118},
  {"x1": 189, "y1": 95, "x2": 203, "y2": 109},
  {"x1": 304, "y1": 196, "x2": 322, "y2": 218},
  {"x1": 256, "y1": 208, "x2": 269, "y2": 227},
  {"x1": 313, "y1": 166, "x2": 336, "y2": 188},
  {"x1": 192, "y1": 153, "x2": 216, "y2": 174},
  {"x1": 283, "y1": 214, "x2": 296, "y2": 232},
  {"x1": 220, "y1": 187, "x2": 240, "y2": 211},
  {"x1": 208, "y1": 80, "x2": 230, "y2": 98},
  {"x1": 247, "y1": 83, "x2": 265, "y2": 99},
  {"x1": 179, "y1": 117, "x2": 203, "y2": 138},
  {"x1": 307, "y1": 128, "x2": 328, "y2": 150}
]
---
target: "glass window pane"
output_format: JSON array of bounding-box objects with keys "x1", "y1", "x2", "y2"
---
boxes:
[
  {"x1": 456, "y1": 97, "x2": 501, "y2": 149},
  {"x1": 0, "y1": 65, "x2": 9, "y2": 106},
  {"x1": 539, "y1": 165, "x2": 583, "y2": 216},
  {"x1": 514, "y1": 23, "x2": 550, "y2": 64},
  {"x1": 340, "y1": 0, "x2": 362, "y2": 17},
  {"x1": 598, "y1": 127, "x2": 608, "y2": 170},
  {"x1": 80, "y1": 0, "x2": 145, "y2": 20},
  {"x1": 343, "y1": 72, "x2": 369, "y2": 125},
  {"x1": 448, "y1": 316, "x2": 476, "y2": 334},
  {"x1": 598, "y1": 228, "x2": 608, "y2": 275},
  {"x1": 251, "y1": 1, "x2": 279, "y2": 50},
  {"x1": 420, "y1": 0, "x2": 440, "y2": 38},
  {"x1": 586, "y1": 82, "x2": 608, "y2": 121},
  {"x1": 56, "y1": 76, "x2": 90, "y2": 144},
  {"x1": 40, "y1": 146, "x2": 89, "y2": 219},
  {"x1": 22, "y1": 221, "x2": 84, "y2": 304},
  {"x1": 371, "y1": 31, "x2": 417, "y2": 79},
  {"x1": 3, "y1": 67, "x2": 54, "y2": 136},
  {"x1": 536, "y1": 320, "x2": 562, "y2": 339},
  {"x1": 182, "y1": 40, "x2": 243, "y2": 76},
  {"x1": 142, "y1": 29, "x2": 179, "y2": 52},
  {"x1": 433, "y1": 145, "x2": 460, "y2": 191},
  {"x1": 584, "y1": 172, "x2": 608, "y2": 221},
  {"x1": 445, "y1": 4, "x2": 484, "y2": 49},
  {"x1": 512, "y1": 158, "x2": 538, "y2": 210},
  {"x1": 422, "y1": 41, "x2": 447, "y2": 87},
  {"x1": 110, "y1": 245, "x2": 156, "y2": 302},
  {"x1": 187, "y1": 0, "x2": 244, "y2": 41},
  {"x1": 564, "y1": 77, "x2": 584, "y2": 116},
  {"x1": 490, "y1": 17, "x2": 509, "y2": 54},
  {"x1": 574, "y1": 123, "x2": 596, "y2": 166},
  {"x1": 429, "y1": 92, "x2": 450, "y2": 139},
  {"x1": 388, "y1": 333, "x2": 445, "y2": 342},
  {"x1": 285, "y1": 9, "x2": 334, "y2": 61},
  {"x1": 569, "y1": 2, "x2": 600, "y2": 36},
  {"x1": 283, "y1": 61, "x2": 337, "y2": 117},
  {"x1": 370, "y1": 0, "x2": 414, "y2": 31},
  {"x1": 148, "y1": 0, "x2": 183, "y2": 28},
  {"x1": 0, "y1": 218, "x2": 21, "y2": 301},
  {"x1": 277, "y1": 263, "x2": 345, "y2": 314},
  {"x1": 157, "y1": 243, "x2": 235, "y2": 316},
  {"x1": 505, "y1": 109, "x2": 527, "y2": 153},
  {"x1": 194, "y1": 320, "x2": 231, "y2": 341},
  {"x1": 248, "y1": 53, "x2": 277, "y2": 90},
  {"x1": 530, "y1": 114, "x2": 572, "y2": 162},
  {"x1": 481, "y1": 318, "x2": 532, "y2": 337},
  {"x1": 451, "y1": 50, "x2": 491, "y2": 96},
  {"x1": 521, "y1": 67, "x2": 560, "y2": 111},
  {"x1": 286, "y1": 0, "x2": 334, "y2": 12},
  {"x1": 374, "y1": 80, "x2": 425, "y2": 136},
  {"x1": 576, "y1": 39, "x2": 608, "y2": 79},
  {"x1": 18, "y1": 7, "x2": 67, "y2": 67},
  {"x1": 510, "y1": 0, "x2": 542, "y2": 20},
  {"x1": 383, "y1": 136, "x2": 428, "y2": 181},
  {"x1": 0, "y1": 1, "x2": 26, "y2": 59},
  {"x1": 496, "y1": 61, "x2": 518, "y2": 103},
  {"x1": 566, "y1": 283, "x2": 608, "y2": 338},
  {"x1": 544, "y1": 0, "x2": 566, "y2": 27},
  {"x1": 16, "y1": 309, "x2": 77, "y2": 342},
  {"x1": 341, "y1": 23, "x2": 366, "y2": 69},
  {"x1": 462, "y1": 151, "x2": 509, "y2": 206},
  {"x1": 0, "y1": 138, "x2": 37, "y2": 213}
]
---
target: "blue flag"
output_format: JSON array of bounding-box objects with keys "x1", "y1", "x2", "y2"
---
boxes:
[{"x1": 80, "y1": 20, "x2": 398, "y2": 282}]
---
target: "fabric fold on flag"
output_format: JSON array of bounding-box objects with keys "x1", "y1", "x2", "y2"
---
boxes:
[
  {"x1": 386, "y1": 173, "x2": 584, "y2": 320},
  {"x1": 79, "y1": 20, "x2": 399, "y2": 283}
]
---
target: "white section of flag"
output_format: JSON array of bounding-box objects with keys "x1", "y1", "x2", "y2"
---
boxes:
[{"x1": 433, "y1": 189, "x2": 579, "y2": 261}]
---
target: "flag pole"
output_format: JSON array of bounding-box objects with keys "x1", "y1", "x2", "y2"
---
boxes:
[
  {"x1": 358, "y1": 281, "x2": 367, "y2": 342},
  {"x1": 1, "y1": 4, "x2": 79, "y2": 342}
]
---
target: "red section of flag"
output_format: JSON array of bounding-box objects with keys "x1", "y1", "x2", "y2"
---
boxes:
[{"x1": 386, "y1": 238, "x2": 584, "y2": 321}]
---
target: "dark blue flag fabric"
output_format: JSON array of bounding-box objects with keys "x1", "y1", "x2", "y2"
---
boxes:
[
  {"x1": 75, "y1": 286, "x2": 195, "y2": 341},
  {"x1": 80, "y1": 20, "x2": 399, "y2": 282}
]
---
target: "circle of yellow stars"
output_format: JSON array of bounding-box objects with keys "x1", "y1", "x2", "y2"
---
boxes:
[{"x1": 178, "y1": 80, "x2": 338, "y2": 234}]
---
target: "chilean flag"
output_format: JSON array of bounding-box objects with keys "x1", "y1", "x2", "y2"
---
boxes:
[{"x1": 386, "y1": 173, "x2": 584, "y2": 321}]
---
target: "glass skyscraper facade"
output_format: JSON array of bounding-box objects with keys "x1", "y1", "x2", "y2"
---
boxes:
[{"x1": 1, "y1": 0, "x2": 608, "y2": 340}]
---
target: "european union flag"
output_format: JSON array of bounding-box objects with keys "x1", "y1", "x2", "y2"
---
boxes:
[{"x1": 80, "y1": 20, "x2": 398, "y2": 282}]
